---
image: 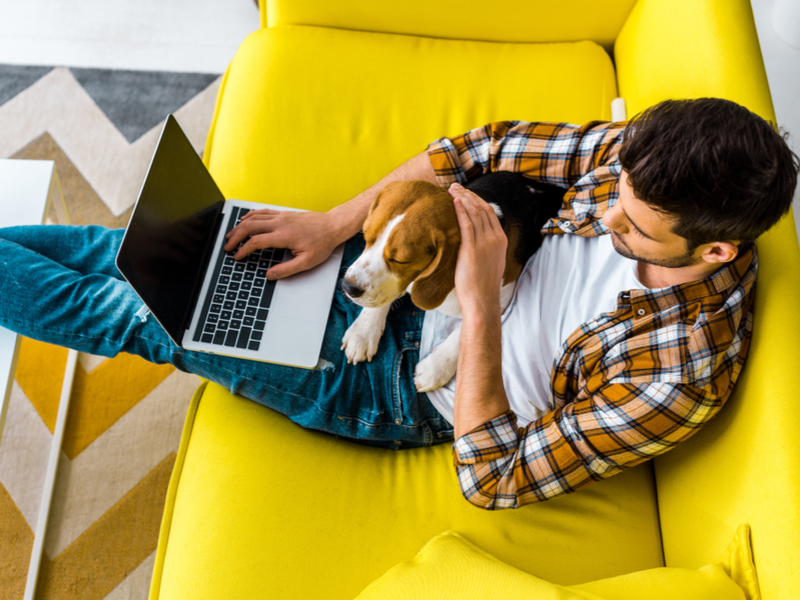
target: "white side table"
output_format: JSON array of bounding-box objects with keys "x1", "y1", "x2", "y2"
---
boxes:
[
  {"x1": 0, "y1": 159, "x2": 77, "y2": 600},
  {"x1": 0, "y1": 159, "x2": 69, "y2": 436}
]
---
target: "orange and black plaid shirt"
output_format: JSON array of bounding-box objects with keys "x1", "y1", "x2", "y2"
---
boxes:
[{"x1": 427, "y1": 121, "x2": 756, "y2": 509}]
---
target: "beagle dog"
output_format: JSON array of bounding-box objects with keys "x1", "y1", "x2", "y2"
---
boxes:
[{"x1": 340, "y1": 172, "x2": 564, "y2": 392}]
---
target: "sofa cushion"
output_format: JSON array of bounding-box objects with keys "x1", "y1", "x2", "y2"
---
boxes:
[
  {"x1": 150, "y1": 383, "x2": 663, "y2": 600},
  {"x1": 353, "y1": 529, "x2": 756, "y2": 600},
  {"x1": 204, "y1": 25, "x2": 618, "y2": 212}
]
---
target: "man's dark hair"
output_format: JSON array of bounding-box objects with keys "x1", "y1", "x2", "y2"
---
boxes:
[{"x1": 618, "y1": 98, "x2": 800, "y2": 250}]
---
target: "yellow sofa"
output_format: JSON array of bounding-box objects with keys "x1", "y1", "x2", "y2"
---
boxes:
[{"x1": 149, "y1": 1, "x2": 800, "y2": 598}]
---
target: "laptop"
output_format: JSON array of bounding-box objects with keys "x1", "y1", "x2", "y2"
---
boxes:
[{"x1": 116, "y1": 114, "x2": 344, "y2": 368}]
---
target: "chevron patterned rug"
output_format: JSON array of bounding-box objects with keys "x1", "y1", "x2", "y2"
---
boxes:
[{"x1": 0, "y1": 64, "x2": 221, "y2": 600}]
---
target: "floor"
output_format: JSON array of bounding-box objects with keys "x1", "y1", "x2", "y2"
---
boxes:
[
  {"x1": 0, "y1": 0, "x2": 260, "y2": 74},
  {"x1": 0, "y1": 0, "x2": 797, "y2": 242},
  {"x1": 750, "y1": 0, "x2": 800, "y2": 244}
]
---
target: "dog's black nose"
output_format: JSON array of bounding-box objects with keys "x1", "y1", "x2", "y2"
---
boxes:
[{"x1": 341, "y1": 279, "x2": 364, "y2": 299}]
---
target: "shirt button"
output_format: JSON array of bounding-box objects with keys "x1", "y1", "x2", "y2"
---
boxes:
[
  {"x1": 637, "y1": 308, "x2": 646, "y2": 316},
  {"x1": 414, "y1": 341, "x2": 420, "y2": 347}
]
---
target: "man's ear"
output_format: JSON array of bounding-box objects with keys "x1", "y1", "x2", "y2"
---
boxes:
[
  {"x1": 699, "y1": 241, "x2": 740, "y2": 264},
  {"x1": 410, "y1": 230, "x2": 460, "y2": 310}
]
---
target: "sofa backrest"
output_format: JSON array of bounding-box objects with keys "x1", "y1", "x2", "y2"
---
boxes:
[{"x1": 260, "y1": 0, "x2": 638, "y2": 52}]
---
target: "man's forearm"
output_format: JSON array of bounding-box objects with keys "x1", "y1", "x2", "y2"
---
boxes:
[
  {"x1": 453, "y1": 307, "x2": 510, "y2": 440},
  {"x1": 328, "y1": 150, "x2": 438, "y2": 243}
]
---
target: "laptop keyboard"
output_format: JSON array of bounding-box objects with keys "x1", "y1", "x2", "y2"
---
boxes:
[{"x1": 192, "y1": 207, "x2": 285, "y2": 351}]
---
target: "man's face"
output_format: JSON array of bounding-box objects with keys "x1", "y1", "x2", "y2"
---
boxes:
[{"x1": 602, "y1": 171, "x2": 700, "y2": 268}]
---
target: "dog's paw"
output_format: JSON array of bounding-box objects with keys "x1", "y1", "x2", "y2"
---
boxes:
[
  {"x1": 414, "y1": 347, "x2": 458, "y2": 392},
  {"x1": 341, "y1": 312, "x2": 386, "y2": 365}
]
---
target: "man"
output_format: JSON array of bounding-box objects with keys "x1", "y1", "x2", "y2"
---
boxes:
[{"x1": 0, "y1": 98, "x2": 797, "y2": 509}]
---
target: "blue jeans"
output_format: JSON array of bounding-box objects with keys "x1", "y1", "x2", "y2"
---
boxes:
[{"x1": 0, "y1": 225, "x2": 453, "y2": 449}]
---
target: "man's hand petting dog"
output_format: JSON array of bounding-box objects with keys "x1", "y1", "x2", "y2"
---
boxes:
[
  {"x1": 449, "y1": 183, "x2": 507, "y2": 319},
  {"x1": 224, "y1": 208, "x2": 340, "y2": 281},
  {"x1": 413, "y1": 183, "x2": 508, "y2": 392}
]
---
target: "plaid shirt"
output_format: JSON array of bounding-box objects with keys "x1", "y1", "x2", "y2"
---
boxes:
[{"x1": 426, "y1": 121, "x2": 757, "y2": 509}]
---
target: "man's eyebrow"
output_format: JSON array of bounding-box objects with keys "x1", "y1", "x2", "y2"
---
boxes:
[{"x1": 621, "y1": 207, "x2": 657, "y2": 241}]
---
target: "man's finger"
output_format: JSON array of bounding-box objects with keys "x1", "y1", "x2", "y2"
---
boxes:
[
  {"x1": 453, "y1": 198, "x2": 476, "y2": 245},
  {"x1": 450, "y1": 184, "x2": 493, "y2": 234},
  {"x1": 226, "y1": 217, "x2": 276, "y2": 241},
  {"x1": 240, "y1": 208, "x2": 280, "y2": 220},
  {"x1": 233, "y1": 232, "x2": 284, "y2": 260},
  {"x1": 266, "y1": 253, "x2": 310, "y2": 280},
  {"x1": 224, "y1": 219, "x2": 278, "y2": 252},
  {"x1": 459, "y1": 194, "x2": 490, "y2": 237}
]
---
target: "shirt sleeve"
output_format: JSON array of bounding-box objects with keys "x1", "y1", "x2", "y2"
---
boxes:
[
  {"x1": 452, "y1": 382, "x2": 726, "y2": 510},
  {"x1": 426, "y1": 120, "x2": 626, "y2": 189}
]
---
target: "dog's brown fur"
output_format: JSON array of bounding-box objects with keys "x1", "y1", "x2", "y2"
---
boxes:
[{"x1": 362, "y1": 180, "x2": 526, "y2": 310}]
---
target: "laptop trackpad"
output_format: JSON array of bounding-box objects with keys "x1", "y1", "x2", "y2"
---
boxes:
[{"x1": 269, "y1": 249, "x2": 343, "y2": 322}]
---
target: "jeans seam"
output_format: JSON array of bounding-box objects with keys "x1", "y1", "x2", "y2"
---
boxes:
[{"x1": 391, "y1": 345, "x2": 419, "y2": 426}]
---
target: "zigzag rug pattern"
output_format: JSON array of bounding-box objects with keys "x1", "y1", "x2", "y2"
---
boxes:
[{"x1": 0, "y1": 63, "x2": 221, "y2": 600}]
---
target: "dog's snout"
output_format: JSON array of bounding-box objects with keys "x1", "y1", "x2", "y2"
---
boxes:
[{"x1": 341, "y1": 279, "x2": 364, "y2": 299}]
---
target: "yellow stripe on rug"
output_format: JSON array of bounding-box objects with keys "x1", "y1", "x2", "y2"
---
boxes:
[
  {"x1": 0, "y1": 483, "x2": 32, "y2": 600},
  {"x1": 0, "y1": 455, "x2": 175, "y2": 600},
  {"x1": 14, "y1": 338, "x2": 176, "y2": 459}
]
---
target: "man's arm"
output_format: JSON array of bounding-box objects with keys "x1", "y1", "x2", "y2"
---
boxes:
[
  {"x1": 427, "y1": 120, "x2": 625, "y2": 189},
  {"x1": 452, "y1": 381, "x2": 727, "y2": 509},
  {"x1": 429, "y1": 120, "x2": 626, "y2": 238},
  {"x1": 224, "y1": 151, "x2": 438, "y2": 280},
  {"x1": 448, "y1": 183, "x2": 511, "y2": 439},
  {"x1": 224, "y1": 119, "x2": 625, "y2": 280}
]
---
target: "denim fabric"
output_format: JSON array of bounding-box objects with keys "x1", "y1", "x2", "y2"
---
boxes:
[{"x1": 0, "y1": 225, "x2": 453, "y2": 449}]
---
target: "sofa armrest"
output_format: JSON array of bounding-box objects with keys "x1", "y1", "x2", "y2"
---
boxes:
[
  {"x1": 616, "y1": 1, "x2": 800, "y2": 597},
  {"x1": 614, "y1": 0, "x2": 774, "y2": 120}
]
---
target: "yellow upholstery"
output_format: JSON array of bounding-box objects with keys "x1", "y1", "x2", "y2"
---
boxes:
[
  {"x1": 353, "y1": 529, "x2": 757, "y2": 600},
  {"x1": 151, "y1": 0, "x2": 800, "y2": 598},
  {"x1": 614, "y1": 0, "x2": 774, "y2": 117},
  {"x1": 153, "y1": 384, "x2": 661, "y2": 599},
  {"x1": 614, "y1": 2, "x2": 800, "y2": 599},
  {"x1": 204, "y1": 25, "x2": 617, "y2": 212},
  {"x1": 264, "y1": 0, "x2": 638, "y2": 52}
]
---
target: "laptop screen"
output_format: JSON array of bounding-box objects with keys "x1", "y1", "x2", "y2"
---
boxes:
[{"x1": 116, "y1": 115, "x2": 225, "y2": 345}]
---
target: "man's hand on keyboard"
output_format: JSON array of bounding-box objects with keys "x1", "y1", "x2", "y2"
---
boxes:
[{"x1": 224, "y1": 209, "x2": 340, "y2": 280}]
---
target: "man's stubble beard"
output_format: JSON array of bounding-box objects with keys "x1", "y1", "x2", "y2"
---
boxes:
[{"x1": 609, "y1": 231, "x2": 698, "y2": 269}]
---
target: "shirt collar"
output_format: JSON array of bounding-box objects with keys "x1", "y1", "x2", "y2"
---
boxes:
[{"x1": 627, "y1": 243, "x2": 757, "y2": 309}]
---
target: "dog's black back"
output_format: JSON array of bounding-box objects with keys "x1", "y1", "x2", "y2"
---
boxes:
[{"x1": 465, "y1": 172, "x2": 565, "y2": 266}]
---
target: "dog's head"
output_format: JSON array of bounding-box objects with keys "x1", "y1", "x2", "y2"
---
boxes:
[{"x1": 342, "y1": 180, "x2": 461, "y2": 310}]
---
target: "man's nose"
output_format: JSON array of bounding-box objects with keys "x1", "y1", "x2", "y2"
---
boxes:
[
  {"x1": 602, "y1": 203, "x2": 627, "y2": 233},
  {"x1": 341, "y1": 278, "x2": 364, "y2": 298}
]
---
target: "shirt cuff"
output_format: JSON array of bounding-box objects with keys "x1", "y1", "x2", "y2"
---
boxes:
[
  {"x1": 453, "y1": 411, "x2": 520, "y2": 466},
  {"x1": 427, "y1": 137, "x2": 469, "y2": 187}
]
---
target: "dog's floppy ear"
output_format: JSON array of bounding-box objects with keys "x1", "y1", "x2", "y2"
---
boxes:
[
  {"x1": 367, "y1": 180, "x2": 405, "y2": 218},
  {"x1": 410, "y1": 229, "x2": 459, "y2": 310}
]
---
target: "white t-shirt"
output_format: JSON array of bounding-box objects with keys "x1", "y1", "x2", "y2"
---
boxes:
[{"x1": 420, "y1": 233, "x2": 646, "y2": 426}]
